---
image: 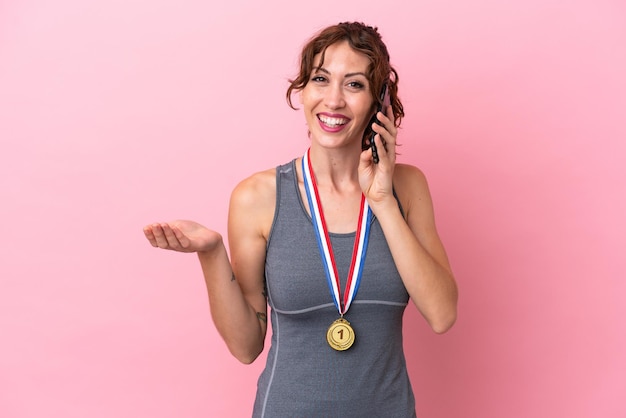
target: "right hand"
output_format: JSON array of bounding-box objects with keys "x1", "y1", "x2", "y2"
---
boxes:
[{"x1": 143, "y1": 220, "x2": 222, "y2": 253}]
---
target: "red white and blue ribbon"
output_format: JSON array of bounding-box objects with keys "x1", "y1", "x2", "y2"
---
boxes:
[{"x1": 302, "y1": 148, "x2": 372, "y2": 315}]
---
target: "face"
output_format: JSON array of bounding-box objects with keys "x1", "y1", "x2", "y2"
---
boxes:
[{"x1": 300, "y1": 41, "x2": 374, "y2": 149}]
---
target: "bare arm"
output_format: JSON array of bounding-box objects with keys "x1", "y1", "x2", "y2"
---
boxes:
[
  {"x1": 375, "y1": 164, "x2": 458, "y2": 333},
  {"x1": 359, "y1": 108, "x2": 457, "y2": 333},
  {"x1": 199, "y1": 235, "x2": 267, "y2": 364},
  {"x1": 214, "y1": 169, "x2": 275, "y2": 363},
  {"x1": 142, "y1": 170, "x2": 275, "y2": 363}
]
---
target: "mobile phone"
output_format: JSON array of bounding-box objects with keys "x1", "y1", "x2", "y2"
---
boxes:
[{"x1": 363, "y1": 83, "x2": 391, "y2": 164}]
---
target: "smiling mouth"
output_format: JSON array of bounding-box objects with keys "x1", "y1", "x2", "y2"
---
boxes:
[{"x1": 318, "y1": 115, "x2": 349, "y2": 128}]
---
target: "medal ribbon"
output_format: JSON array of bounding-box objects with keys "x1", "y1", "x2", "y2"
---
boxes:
[{"x1": 302, "y1": 148, "x2": 372, "y2": 315}]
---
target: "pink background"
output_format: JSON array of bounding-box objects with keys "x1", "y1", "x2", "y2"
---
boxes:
[{"x1": 1, "y1": 0, "x2": 625, "y2": 417}]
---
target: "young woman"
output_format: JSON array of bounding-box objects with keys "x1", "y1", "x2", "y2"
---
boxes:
[{"x1": 144, "y1": 21, "x2": 457, "y2": 418}]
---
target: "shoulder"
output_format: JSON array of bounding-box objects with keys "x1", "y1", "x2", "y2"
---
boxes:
[
  {"x1": 392, "y1": 163, "x2": 434, "y2": 218},
  {"x1": 229, "y1": 167, "x2": 277, "y2": 238},
  {"x1": 393, "y1": 163, "x2": 430, "y2": 198},
  {"x1": 393, "y1": 163, "x2": 427, "y2": 184},
  {"x1": 230, "y1": 167, "x2": 277, "y2": 213},
  {"x1": 232, "y1": 168, "x2": 276, "y2": 203}
]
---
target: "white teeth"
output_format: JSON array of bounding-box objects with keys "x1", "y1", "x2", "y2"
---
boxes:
[{"x1": 319, "y1": 115, "x2": 348, "y2": 127}]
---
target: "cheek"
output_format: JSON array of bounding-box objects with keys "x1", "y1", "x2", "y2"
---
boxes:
[
  {"x1": 356, "y1": 100, "x2": 376, "y2": 122},
  {"x1": 300, "y1": 87, "x2": 316, "y2": 108}
]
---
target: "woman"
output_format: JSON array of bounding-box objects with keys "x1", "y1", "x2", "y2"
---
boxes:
[{"x1": 144, "y1": 22, "x2": 457, "y2": 417}]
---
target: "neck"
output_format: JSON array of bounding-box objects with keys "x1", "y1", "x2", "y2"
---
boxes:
[{"x1": 306, "y1": 145, "x2": 361, "y2": 192}]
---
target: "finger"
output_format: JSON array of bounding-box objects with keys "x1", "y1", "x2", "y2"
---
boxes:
[
  {"x1": 371, "y1": 130, "x2": 396, "y2": 168},
  {"x1": 372, "y1": 122, "x2": 395, "y2": 150},
  {"x1": 160, "y1": 223, "x2": 182, "y2": 249},
  {"x1": 381, "y1": 104, "x2": 396, "y2": 128},
  {"x1": 374, "y1": 134, "x2": 390, "y2": 162},
  {"x1": 151, "y1": 223, "x2": 172, "y2": 249},
  {"x1": 171, "y1": 225, "x2": 191, "y2": 249},
  {"x1": 377, "y1": 110, "x2": 393, "y2": 128},
  {"x1": 143, "y1": 226, "x2": 159, "y2": 247},
  {"x1": 377, "y1": 110, "x2": 398, "y2": 138},
  {"x1": 360, "y1": 146, "x2": 375, "y2": 169}
]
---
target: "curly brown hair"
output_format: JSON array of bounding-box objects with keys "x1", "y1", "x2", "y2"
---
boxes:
[{"x1": 286, "y1": 22, "x2": 404, "y2": 128}]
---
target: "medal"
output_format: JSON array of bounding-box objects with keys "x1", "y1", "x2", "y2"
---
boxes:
[
  {"x1": 302, "y1": 149, "x2": 372, "y2": 351},
  {"x1": 326, "y1": 317, "x2": 355, "y2": 351}
]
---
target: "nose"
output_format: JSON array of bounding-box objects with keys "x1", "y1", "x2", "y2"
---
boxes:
[{"x1": 324, "y1": 82, "x2": 345, "y2": 109}]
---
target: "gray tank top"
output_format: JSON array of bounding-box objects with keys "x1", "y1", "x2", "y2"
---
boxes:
[{"x1": 252, "y1": 160, "x2": 416, "y2": 417}]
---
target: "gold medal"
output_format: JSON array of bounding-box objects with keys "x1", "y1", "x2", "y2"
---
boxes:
[{"x1": 326, "y1": 317, "x2": 355, "y2": 351}]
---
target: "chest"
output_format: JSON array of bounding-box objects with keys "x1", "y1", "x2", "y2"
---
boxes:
[
  {"x1": 297, "y1": 181, "x2": 364, "y2": 234},
  {"x1": 265, "y1": 212, "x2": 409, "y2": 312}
]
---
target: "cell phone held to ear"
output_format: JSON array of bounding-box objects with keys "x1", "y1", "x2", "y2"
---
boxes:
[{"x1": 363, "y1": 83, "x2": 391, "y2": 164}]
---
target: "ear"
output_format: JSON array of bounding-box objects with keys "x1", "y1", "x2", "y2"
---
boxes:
[{"x1": 298, "y1": 90, "x2": 303, "y2": 105}]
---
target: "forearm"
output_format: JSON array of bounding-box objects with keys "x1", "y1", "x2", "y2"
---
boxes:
[
  {"x1": 197, "y1": 242, "x2": 266, "y2": 363},
  {"x1": 373, "y1": 200, "x2": 458, "y2": 333}
]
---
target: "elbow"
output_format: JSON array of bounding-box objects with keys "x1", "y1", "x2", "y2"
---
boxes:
[
  {"x1": 431, "y1": 312, "x2": 456, "y2": 334},
  {"x1": 231, "y1": 343, "x2": 264, "y2": 365},
  {"x1": 235, "y1": 354, "x2": 258, "y2": 365},
  {"x1": 429, "y1": 303, "x2": 458, "y2": 334},
  {"x1": 430, "y1": 283, "x2": 458, "y2": 334}
]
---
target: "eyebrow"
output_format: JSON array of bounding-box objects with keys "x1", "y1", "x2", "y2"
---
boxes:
[{"x1": 314, "y1": 67, "x2": 368, "y2": 79}]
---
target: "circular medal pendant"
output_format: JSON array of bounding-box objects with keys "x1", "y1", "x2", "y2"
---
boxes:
[{"x1": 326, "y1": 317, "x2": 355, "y2": 351}]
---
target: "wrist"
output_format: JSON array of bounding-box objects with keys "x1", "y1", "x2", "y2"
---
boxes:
[
  {"x1": 367, "y1": 195, "x2": 399, "y2": 215},
  {"x1": 197, "y1": 234, "x2": 225, "y2": 258}
]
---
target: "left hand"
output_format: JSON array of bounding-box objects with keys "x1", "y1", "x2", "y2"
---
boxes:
[{"x1": 358, "y1": 106, "x2": 398, "y2": 207}]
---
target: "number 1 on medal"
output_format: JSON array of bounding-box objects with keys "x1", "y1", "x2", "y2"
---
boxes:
[{"x1": 327, "y1": 318, "x2": 355, "y2": 351}]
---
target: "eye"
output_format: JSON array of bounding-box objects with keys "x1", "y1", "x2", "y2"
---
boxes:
[
  {"x1": 311, "y1": 75, "x2": 327, "y2": 83},
  {"x1": 347, "y1": 81, "x2": 365, "y2": 89}
]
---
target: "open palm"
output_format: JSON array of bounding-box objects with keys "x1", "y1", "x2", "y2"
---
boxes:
[{"x1": 143, "y1": 220, "x2": 221, "y2": 253}]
